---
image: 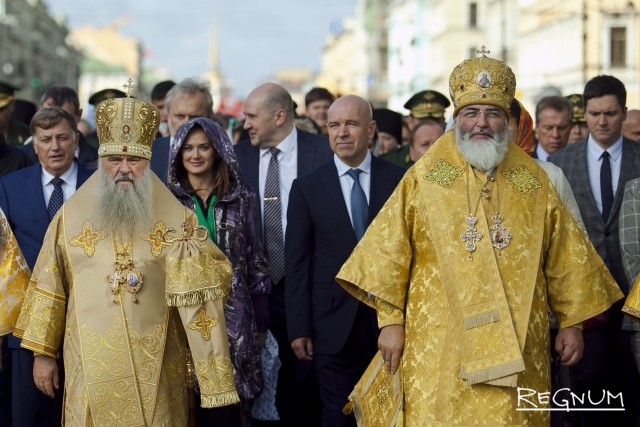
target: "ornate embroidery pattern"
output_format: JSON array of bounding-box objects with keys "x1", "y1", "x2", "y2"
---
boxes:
[
  {"x1": 376, "y1": 375, "x2": 391, "y2": 407},
  {"x1": 503, "y1": 166, "x2": 542, "y2": 193},
  {"x1": 19, "y1": 287, "x2": 66, "y2": 355},
  {"x1": 126, "y1": 321, "x2": 163, "y2": 383},
  {"x1": 80, "y1": 316, "x2": 167, "y2": 426},
  {"x1": 188, "y1": 308, "x2": 218, "y2": 340},
  {"x1": 195, "y1": 356, "x2": 237, "y2": 395},
  {"x1": 375, "y1": 298, "x2": 396, "y2": 315},
  {"x1": 166, "y1": 253, "x2": 229, "y2": 293},
  {"x1": 69, "y1": 221, "x2": 106, "y2": 256},
  {"x1": 141, "y1": 221, "x2": 173, "y2": 257},
  {"x1": 425, "y1": 160, "x2": 464, "y2": 188}
]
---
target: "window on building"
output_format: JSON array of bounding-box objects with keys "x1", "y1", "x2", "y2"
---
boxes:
[
  {"x1": 469, "y1": 2, "x2": 478, "y2": 29},
  {"x1": 610, "y1": 27, "x2": 626, "y2": 68}
]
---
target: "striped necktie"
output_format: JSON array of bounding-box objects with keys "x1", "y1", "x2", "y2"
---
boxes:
[{"x1": 264, "y1": 147, "x2": 285, "y2": 283}]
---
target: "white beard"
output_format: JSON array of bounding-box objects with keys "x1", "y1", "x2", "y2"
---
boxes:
[
  {"x1": 93, "y1": 164, "x2": 153, "y2": 238},
  {"x1": 455, "y1": 123, "x2": 510, "y2": 171}
]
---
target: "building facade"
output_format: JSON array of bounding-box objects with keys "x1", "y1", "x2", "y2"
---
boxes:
[{"x1": 0, "y1": 0, "x2": 81, "y2": 102}]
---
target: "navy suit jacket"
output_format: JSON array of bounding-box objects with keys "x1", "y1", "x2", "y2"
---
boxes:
[
  {"x1": 234, "y1": 129, "x2": 333, "y2": 227},
  {"x1": 284, "y1": 156, "x2": 405, "y2": 355},
  {"x1": 150, "y1": 136, "x2": 171, "y2": 183},
  {"x1": 0, "y1": 161, "x2": 93, "y2": 349},
  {"x1": 549, "y1": 138, "x2": 640, "y2": 295}
]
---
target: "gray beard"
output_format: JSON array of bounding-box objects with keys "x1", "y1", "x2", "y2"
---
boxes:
[
  {"x1": 455, "y1": 124, "x2": 510, "y2": 171},
  {"x1": 93, "y1": 164, "x2": 153, "y2": 238}
]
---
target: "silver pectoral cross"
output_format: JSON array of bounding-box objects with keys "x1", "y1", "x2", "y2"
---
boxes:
[{"x1": 461, "y1": 215, "x2": 483, "y2": 260}]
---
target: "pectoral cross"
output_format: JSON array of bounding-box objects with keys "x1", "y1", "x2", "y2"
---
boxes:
[
  {"x1": 461, "y1": 216, "x2": 482, "y2": 260},
  {"x1": 123, "y1": 78, "x2": 137, "y2": 97},
  {"x1": 106, "y1": 242, "x2": 143, "y2": 303}
]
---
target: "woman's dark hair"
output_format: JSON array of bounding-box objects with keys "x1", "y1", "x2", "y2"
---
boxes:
[{"x1": 176, "y1": 125, "x2": 231, "y2": 198}]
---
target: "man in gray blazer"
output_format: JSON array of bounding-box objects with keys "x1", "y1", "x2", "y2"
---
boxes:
[{"x1": 550, "y1": 75, "x2": 640, "y2": 426}]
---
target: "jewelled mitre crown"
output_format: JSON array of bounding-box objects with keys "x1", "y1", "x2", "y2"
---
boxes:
[
  {"x1": 95, "y1": 79, "x2": 159, "y2": 160},
  {"x1": 449, "y1": 46, "x2": 516, "y2": 117},
  {"x1": 566, "y1": 93, "x2": 586, "y2": 123}
]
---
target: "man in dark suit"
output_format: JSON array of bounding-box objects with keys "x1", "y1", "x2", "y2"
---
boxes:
[
  {"x1": 0, "y1": 107, "x2": 93, "y2": 427},
  {"x1": 285, "y1": 95, "x2": 404, "y2": 427},
  {"x1": 150, "y1": 77, "x2": 213, "y2": 182},
  {"x1": 235, "y1": 82, "x2": 332, "y2": 427},
  {"x1": 21, "y1": 85, "x2": 98, "y2": 169},
  {"x1": 549, "y1": 75, "x2": 640, "y2": 426}
]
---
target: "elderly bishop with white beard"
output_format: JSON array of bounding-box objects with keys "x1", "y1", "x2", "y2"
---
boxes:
[
  {"x1": 14, "y1": 88, "x2": 239, "y2": 426},
  {"x1": 336, "y1": 48, "x2": 623, "y2": 426}
]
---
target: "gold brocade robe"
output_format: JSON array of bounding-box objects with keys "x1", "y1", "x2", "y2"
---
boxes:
[
  {"x1": 337, "y1": 131, "x2": 623, "y2": 426},
  {"x1": 14, "y1": 173, "x2": 239, "y2": 427},
  {"x1": 0, "y1": 207, "x2": 30, "y2": 337}
]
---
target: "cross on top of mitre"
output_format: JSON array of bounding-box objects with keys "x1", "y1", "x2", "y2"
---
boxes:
[
  {"x1": 476, "y1": 46, "x2": 490, "y2": 58},
  {"x1": 123, "y1": 78, "x2": 137, "y2": 97}
]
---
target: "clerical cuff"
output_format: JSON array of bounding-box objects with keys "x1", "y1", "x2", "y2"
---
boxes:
[{"x1": 376, "y1": 299, "x2": 405, "y2": 328}]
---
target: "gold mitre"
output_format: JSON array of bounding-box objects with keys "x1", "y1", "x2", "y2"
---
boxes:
[
  {"x1": 95, "y1": 79, "x2": 159, "y2": 160},
  {"x1": 566, "y1": 93, "x2": 586, "y2": 123},
  {"x1": 449, "y1": 46, "x2": 516, "y2": 117}
]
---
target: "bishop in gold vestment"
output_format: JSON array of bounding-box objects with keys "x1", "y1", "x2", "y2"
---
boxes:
[
  {"x1": 337, "y1": 50, "x2": 623, "y2": 426},
  {"x1": 14, "y1": 92, "x2": 239, "y2": 426},
  {"x1": 0, "y1": 206, "x2": 29, "y2": 349}
]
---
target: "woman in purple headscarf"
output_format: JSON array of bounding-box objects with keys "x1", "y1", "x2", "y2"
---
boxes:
[{"x1": 168, "y1": 117, "x2": 271, "y2": 425}]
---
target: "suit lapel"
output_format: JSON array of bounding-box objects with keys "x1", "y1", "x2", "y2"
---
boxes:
[
  {"x1": 297, "y1": 132, "x2": 314, "y2": 176},
  {"x1": 368, "y1": 158, "x2": 395, "y2": 224},
  {"x1": 574, "y1": 142, "x2": 603, "y2": 224},
  {"x1": 244, "y1": 147, "x2": 260, "y2": 194},
  {"x1": 611, "y1": 139, "x2": 637, "y2": 225},
  {"x1": 320, "y1": 163, "x2": 358, "y2": 242},
  {"x1": 76, "y1": 162, "x2": 94, "y2": 188},
  {"x1": 26, "y1": 165, "x2": 49, "y2": 227}
]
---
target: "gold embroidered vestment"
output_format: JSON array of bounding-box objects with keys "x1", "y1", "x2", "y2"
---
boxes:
[
  {"x1": 15, "y1": 173, "x2": 239, "y2": 426},
  {"x1": 0, "y1": 208, "x2": 30, "y2": 337},
  {"x1": 337, "y1": 131, "x2": 623, "y2": 426}
]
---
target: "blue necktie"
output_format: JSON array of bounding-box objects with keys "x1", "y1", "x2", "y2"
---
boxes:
[
  {"x1": 600, "y1": 151, "x2": 613, "y2": 221},
  {"x1": 47, "y1": 177, "x2": 64, "y2": 220},
  {"x1": 264, "y1": 147, "x2": 285, "y2": 284},
  {"x1": 346, "y1": 168, "x2": 368, "y2": 240}
]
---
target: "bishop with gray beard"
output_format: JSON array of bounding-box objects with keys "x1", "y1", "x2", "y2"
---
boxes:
[
  {"x1": 94, "y1": 163, "x2": 153, "y2": 238},
  {"x1": 455, "y1": 115, "x2": 511, "y2": 172}
]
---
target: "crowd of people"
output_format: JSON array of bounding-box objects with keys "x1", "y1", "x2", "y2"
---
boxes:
[{"x1": 0, "y1": 46, "x2": 639, "y2": 427}]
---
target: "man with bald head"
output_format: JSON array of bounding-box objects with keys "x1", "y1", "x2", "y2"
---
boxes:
[
  {"x1": 285, "y1": 95, "x2": 404, "y2": 426},
  {"x1": 623, "y1": 109, "x2": 640, "y2": 142},
  {"x1": 235, "y1": 82, "x2": 332, "y2": 426}
]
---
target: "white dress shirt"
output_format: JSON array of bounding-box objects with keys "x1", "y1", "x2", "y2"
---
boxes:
[
  {"x1": 259, "y1": 126, "x2": 298, "y2": 240},
  {"x1": 41, "y1": 162, "x2": 78, "y2": 207},
  {"x1": 535, "y1": 144, "x2": 551, "y2": 161},
  {"x1": 587, "y1": 134, "x2": 623, "y2": 215},
  {"x1": 335, "y1": 152, "x2": 372, "y2": 228}
]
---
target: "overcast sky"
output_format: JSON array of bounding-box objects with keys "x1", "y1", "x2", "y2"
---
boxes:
[{"x1": 46, "y1": 0, "x2": 357, "y2": 97}]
